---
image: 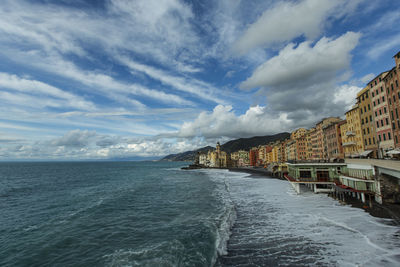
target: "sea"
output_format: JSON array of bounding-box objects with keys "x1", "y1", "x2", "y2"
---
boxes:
[{"x1": 1, "y1": 161, "x2": 400, "y2": 267}]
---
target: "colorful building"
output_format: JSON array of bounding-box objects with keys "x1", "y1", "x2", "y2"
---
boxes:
[
  {"x1": 385, "y1": 51, "x2": 400, "y2": 148},
  {"x1": 342, "y1": 105, "x2": 364, "y2": 157},
  {"x1": 357, "y1": 86, "x2": 378, "y2": 157},
  {"x1": 369, "y1": 71, "x2": 393, "y2": 155}
]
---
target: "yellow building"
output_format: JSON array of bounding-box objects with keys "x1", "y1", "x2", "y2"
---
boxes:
[
  {"x1": 342, "y1": 105, "x2": 364, "y2": 157},
  {"x1": 305, "y1": 129, "x2": 313, "y2": 159},
  {"x1": 271, "y1": 145, "x2": 279, "y2": 163},
  {"x1": 356, "y1": 86, "x2": 378, "y2": 157},
  {"x1": 291, "y1": 128, "x2": 307, "y2": 140}
]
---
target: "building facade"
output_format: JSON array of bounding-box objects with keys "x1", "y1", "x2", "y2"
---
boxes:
[
  {"x1": 386, "y1": 52, "x2": 400, "y2": 148},
  {"x1": 357, "y1": 86, "x2": 378, "y2": 157}
]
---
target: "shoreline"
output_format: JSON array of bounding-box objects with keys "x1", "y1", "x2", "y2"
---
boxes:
[{"x1": 226, "y1": 167, "x2": 400, "y2": 225}]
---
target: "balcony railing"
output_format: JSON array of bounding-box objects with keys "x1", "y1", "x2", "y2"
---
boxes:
[
  {"x1": 346, "y1": 131, "x2": 355, "y2": 136},
  {"x1": 342, "y1": 141, "x2": 356, "y2": 147}
]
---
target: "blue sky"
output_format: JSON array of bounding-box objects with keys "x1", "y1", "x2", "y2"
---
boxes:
[{"x1": 0, "y1": 0, "x2": 399, "y2": 160}]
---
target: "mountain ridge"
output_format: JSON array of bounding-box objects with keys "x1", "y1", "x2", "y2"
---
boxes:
[{"x1": 160, "y1": 132, "x2": 290, "y2": 162}]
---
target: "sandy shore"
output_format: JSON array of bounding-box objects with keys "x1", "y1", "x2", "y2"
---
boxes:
[{"x1": 228, "y1": 167, "x2": 400, "y2": 225}]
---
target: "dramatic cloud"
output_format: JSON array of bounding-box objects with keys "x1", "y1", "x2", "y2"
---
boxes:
[
  {"x1": 240, "y1": 32, "x2": 360, "y2": 119},
  {"x1": 177, "y1": 105, "x2": 291, "y2": 139},
  {"x1": 233, "y1": 0, "x2": 363, "y2": 54}
]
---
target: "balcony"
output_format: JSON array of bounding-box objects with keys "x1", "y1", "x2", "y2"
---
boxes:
[
  {"x1": 346, "y1": 131, "x2": 355, "y2": 136},
  {"x1": 342, "y1": 141, "x2": 356, "y2": 147}
]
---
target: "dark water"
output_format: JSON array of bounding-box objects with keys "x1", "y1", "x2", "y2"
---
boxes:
[{"x1": 1, "y1": 162, "x2": 400, "y2": 266}]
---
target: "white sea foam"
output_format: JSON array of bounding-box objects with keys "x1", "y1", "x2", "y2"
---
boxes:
[{"x1": 216, "y1": 172, "x2": 400, "y2": 266}]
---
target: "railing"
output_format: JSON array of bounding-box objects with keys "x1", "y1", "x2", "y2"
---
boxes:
[{"x1": 346, "y1": 131, "x2": 355, "y2": 136}]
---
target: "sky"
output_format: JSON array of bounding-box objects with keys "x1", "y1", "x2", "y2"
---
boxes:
[{"x1": 0, "y1": 0, "x2": 399, "y2": 160}]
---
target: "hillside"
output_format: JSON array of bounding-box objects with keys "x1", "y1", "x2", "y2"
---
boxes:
[
  {"x1": 161, "y1": 146, "x2": 214, "y2": 162},
  {"x1": 160, "y1": 132, "x2": 290, "y2": 162}
]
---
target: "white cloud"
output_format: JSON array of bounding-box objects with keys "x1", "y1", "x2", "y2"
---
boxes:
[
  {"x1": 118, "y1": 57, "x2": 225, "y2": 105},
  {"x1": 0, "y1": 72, "x2": 95, "y2": 110},
  {"x1": 233, "y1": 0, "x2": 363, "y2": 54},
  {"x1": 177, "y1": 105, "x2": 292, "y2": 139},
  {"x1": 241, "y1": 32, "x2": 361, "y2": 89}
]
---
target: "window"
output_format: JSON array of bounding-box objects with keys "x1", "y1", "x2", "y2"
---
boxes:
[
  {"x1": 393, "y1": 122, "x2": 396, "y2": 130},
  {"x1": 373, "y1": 137, "x2": 375, "y2": 144},
  {"x1": 382, "y1": 96, "x2": 385, "y2": 102},
  {"x1": 394, "y1": 95, "x2": 396, "y2": 102},
  {"x1": 375, "y1": 111, "x2": 378, "y2": 117},
  {"x1": 388, "y1": 132, "x2": 392, "y2": 140},
  {"x1": 372, "y1": 92, "x2": 375, "y2": 97},
  {"x1": 365, "y1": 139, "x2": 367, "y2": 146},
  {"x1": 377, "y1": 121, "x2": 379, "y2": 128},
  {"x1": 369, "y1": 138, "x2": 371, "y2": 145},
  {"x1": 363, "y1": 129, "x2": 366, "y2": 135},
  {"x1": 361, "y1": 118, "x2": 364, "y2": 125},
  {"x1": 300, "y1": 170, "x2": 312, "y2": 178},
  {"x1": 362, "y1": 95, "x2": 365, "y2": 101},
  {"x1": 368, "y1": 104, "x2": 371, "y2": 110},
  {"x1": 366, "y1": 93, "x2": 369, "y2": 99},
  {"x1": 383, "y1": 133, "x2": 386, "y2": 141},
  {"x1": 396, "y1": 80, "x2": 399, "y2": 87},
  {"x1": 370, "y1": 115, "x2": 373, "y2": 122},
  {"x1": 379, "y1": 134, "x2": 382, "y2": 141},
  {"x1": 364, "y1": 106, "x2": 367, "y2": 113},
  {"x1": 396, "y1": 108, "x2": 399, "y2": 119},
  {"x1": 379, "y1": 77, "x2": 382, "y2": 82},
  {"x1": 396, "y1": 136, "x2": 398, "y2": 144},
  {"x1": 366, "y1": 117, "x2": 368, "y2": 123},
  {"x1": 398, "y1": 120, "x2": 400, "y2": 129},
  {"x1": 384, "y1": 107, "x2": 387, "y2": 113},
  {"x1": 392, "y1": 84, "x2": 394, "y2": 91},
  {"x1": 386, "y1": 118, "x2": 389, "y2": 125},
  {"x1": 373, "y1": 101, "x2": 376, "y2": 107},
  {"x1": 392, "y1": 111, "x2": 395, "y2": 120},
  {"x1": 390, "y1": 98, "x2": 392, "y2": 105},
  {"x1": 360, "y1": 109, "x2": 363, "y2": 114},
  {"x1": 379, "y1": 109, "x2": 382, "y2": 115},
  {"x1": 398, "y1": 91, "x2": 400, "y2": 99},
  {"x1": 375, "y1": 81, "x2": 377, "y2": 85},
  {"x1": 376, "y1": 89, "x2": 379, "y2": 95},
  {"x1": 378, "y1": 99, "x2": 380, "y2": 104},
  {"x1": 381, "y1": 119, "x2": 384, "y2": 126},
  {"x1": 381, "y1": 86, "x2": 384, "y2": 92},
  {"x1": 367, "y1": 127, "x2": 370, "y2": 134}
]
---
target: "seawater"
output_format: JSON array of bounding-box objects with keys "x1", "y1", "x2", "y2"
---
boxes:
[{"x1": 1, "y1": 162, "x2": 400, "y2": 266}]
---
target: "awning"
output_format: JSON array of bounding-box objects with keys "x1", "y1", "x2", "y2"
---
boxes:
[
  {"x1": 387, "y1": 149, "x2": 400, "y2": 155},
  {"x1": 360, "y1": 150, "x2": 373, "y2": 157}
]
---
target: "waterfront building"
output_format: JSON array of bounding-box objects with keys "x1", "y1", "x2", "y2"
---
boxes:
[
  {"x1": 385, "y1": 51, "x2": 400, "y2": 148},
  {"x1": 357, "y1": 86, "x2": 378, "y2": 158},
  {"x1": 285, "y1": 162, "x2": 347, "y2": 193},
  {"x1": 305, "y1": 129, "x2": 313, "y2": 160},
  {"x1": 278, "y1": 139, "x2": 288, "y2": 163},
  {"x1": 295, "y1": 135, "x2": 308, "y2": 160},
  {"x1": 316, "y1": 117, "x2": 342, "y2": 159},
  {"x1": 291, "y1": 128, "x2": 307, "y2": 140},
  {"x1": 286, "y1": 140, "x2": 296, "y2": 161},
  {"x1": 271, "y1": 144, "x2": 279, "y2": 163},
  {"x1": 337, "y1": 163, "x2": 376, "y2": 203},
  {"x1": 342, "y1": 105, "x2": 364, "y2": 157},
  {"x1": 323, "y1": 120, "x2": 345, "y2": 159},
  {"x1": 199, "y1": 153, "x2": 208, "y2": 166},
  {"x1": 310, "y1": 127, "x2": 319, "y2": 160},
  {"x1": 238, "y1": 150, "x2": 249, "y2": 166},
  {"x1": 230, "y1": 152, "x2": 239, "y2": 161},
  {"x1": 249, "y1": 147, "x2": 258, "y2": 166},
  {"x1": 369, "y1": 71, "x2": 393, "y2": 155}
]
